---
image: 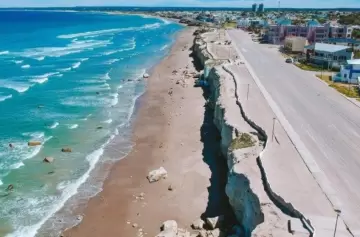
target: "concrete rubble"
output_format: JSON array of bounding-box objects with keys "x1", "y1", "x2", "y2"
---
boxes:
[{"x1": 147, "y1": 167, "x2": 168, "y2": 183}]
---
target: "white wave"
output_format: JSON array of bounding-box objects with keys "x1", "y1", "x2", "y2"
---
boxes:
[
  {"x1": 80, "y1": 58, "x2": 89, "y2": 62},
  {"x1": 72, "y1": 61, "x2": 81, "y2": 69},
  {"x1": 5, "y1": 135, "x2": 113, "y2": 237},
  {"x1": 104, "y1": 59, "x2": 120, "y2": 65},
  {"x1": 30, "y1": 72, "x2": 59, "y2": 84},
  {"x1": 0, "y1": 81, "x2": 32, "y2": 93},
  {"x1": 9, "y1": 162, "x2": 24, "y2": 170},
  {"x1": 57, "y1": 23, "x2": 161, "y2": 39},
  {"x1": 102, "y1": 119, "x2": 113, "y2": 124},
  {"x1": 67, "y1": 124, "x2": 79, "y2": 129},
  {"x1": 160, "y1": 44, "x2": 169, "y2": 51},
  {"x1": 12, "y1": 60, "x2": 23, "y2": 64},
  {"x1": 21, "y1": 64, "x2": 31, "y2": 69},
  {"x1": 0, "y1": 50, "x2": 9, "y2": 55},
  {"x1": 103, "y1": 50, "x2": 117, "y2": 56},
  {"x1": 58, "y1": 67, "x2": 72, "y2": 72},
  {"x1": 49, "y1": 122, "x2": 59, "y2": 129},
  {"x1": 161, "y1": 18, "x2": 171, "y2": 25},
  {"x1": 0, "y1": 94, "x2": 12, "y2": 102},
  {"x1": 13, "y1": 39, "x2": 111, "y2": 59},
  {"x1": 110, "y1": 93, "x2": 119, "y2": 106},
  {"x1": 54, "y1": 74, "x2": 63, "y2": 78},
  {"x1": 80, "y1": 114, "x2": 92, "y2": 121},
  {"x1": 35, "y1": 56, "x2": 45, "y2": 61},
  {"x1": 102, "y1": 72, "x2": 111, "y2": 80},
  {"x1": 61, "y1": 94, "x2": 117, "y2": 108},
  {"x1": 0, "y1": 179, "x2": 2, "y2": 186}
]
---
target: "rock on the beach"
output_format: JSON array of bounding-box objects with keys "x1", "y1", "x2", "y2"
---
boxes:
[
  {"x1": 168, "y1": 184, "x2": 174, "y2": 191},
  {"x1": 143, "y1": 73, "x2": 150, "y2": 78},
  {"x1": 161, "y1": 220, "x2": 178, "y2": 233},
  {"x1": 43, "y1": 157, "x2": 54, "y2": 163},
  {"x1": 28, "y1": 141, "x2": 41, "y2": 146},
  {"x1": 191, "y1": 219, "x2": 205, "y2": 230},
  {"x1": 147, "y1": 167, "x2": 168, "y2": 183},
  {"x1": 206, "y1": 216, "x2": 224, "y2": 230},
  {"x1": 61, "y1": 148, "x2": 72, "y2": 153}
]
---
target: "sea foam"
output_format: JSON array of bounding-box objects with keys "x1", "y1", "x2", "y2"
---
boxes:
[{"x1": 0, "y1": 94, "x2": 13, "y2": 102}]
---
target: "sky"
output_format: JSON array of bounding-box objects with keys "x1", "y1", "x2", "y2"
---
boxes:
[{"x1": 1, "y1": 0, "x2": 359, "y2": 8}]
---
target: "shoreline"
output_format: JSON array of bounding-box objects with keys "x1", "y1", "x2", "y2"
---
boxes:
[
  {"x1": 62, "y1": 28, "x2": 226, "y2": 237},
  {"x1": 20, "y1": 16, "x2": 185, "y2": 237},
  {"x1": 64, "y1": 28, "x2": 206, "y2": 236}
]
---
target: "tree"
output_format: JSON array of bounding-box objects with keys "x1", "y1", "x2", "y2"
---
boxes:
[{"x1": 352, "y1": 29, "x2": 360, "y2": 39}]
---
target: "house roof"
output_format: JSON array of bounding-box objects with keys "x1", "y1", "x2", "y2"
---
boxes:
[
  {"x1": 347, "y1": 59, "x2": 360, "y2": 65},
  {"x1": 307, "y1": 19, "x2": 320, "y2": 26},
  {"x1": 323, "y1": 38, "x2": 360, "y2": 44},
  {"x1": 305, "y1": 43, "x2": 350, "y2": 52}
]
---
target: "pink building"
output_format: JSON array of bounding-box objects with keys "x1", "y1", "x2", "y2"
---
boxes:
[{"x1": 265, "y1": 20, "x2": 352, "y2": 44}]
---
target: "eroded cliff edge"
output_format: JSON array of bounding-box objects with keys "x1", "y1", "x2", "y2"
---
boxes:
[{"x1": 192, "y1": 29, "x2": 314, "y2": 237}]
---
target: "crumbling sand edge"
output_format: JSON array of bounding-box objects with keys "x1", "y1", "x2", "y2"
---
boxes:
[{"x1": 193, "y1": 31, "x2": 316, "y2": 236}]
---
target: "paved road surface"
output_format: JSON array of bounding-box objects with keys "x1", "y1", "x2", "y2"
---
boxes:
[{"x1": 228, "y1": 29, "x2": 360, "y2": 234}]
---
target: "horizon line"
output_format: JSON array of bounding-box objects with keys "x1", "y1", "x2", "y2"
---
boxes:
[{"x1": 0, "y1": 5, "x2": 359, "y2": 10}]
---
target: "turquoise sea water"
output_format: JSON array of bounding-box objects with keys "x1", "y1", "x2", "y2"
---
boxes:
[{"x1": 0, "y1": 10, "x2": 182, "y2": 237}]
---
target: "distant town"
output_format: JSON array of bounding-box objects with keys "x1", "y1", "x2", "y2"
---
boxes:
[{"x1": 136, "y1": 5, "x2": 360, "y2": 85}]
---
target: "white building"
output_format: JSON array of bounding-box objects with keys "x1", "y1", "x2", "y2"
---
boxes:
[
  {"x1": 334, "y1": 59, "x2": 360, "y2": 84},
  {"x1": 284, "y1": 36, "x2": 308, "y2": 52}
]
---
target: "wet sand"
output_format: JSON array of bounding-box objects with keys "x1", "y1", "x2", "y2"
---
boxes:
[{"x1": 64, "y1": 27, "x2": 229, "y2": 237}]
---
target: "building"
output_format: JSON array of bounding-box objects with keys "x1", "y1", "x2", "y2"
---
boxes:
[
  {"x1": 333, "y1": 59, "x2": 360, "y2": 84},
  {"x1": 330, "y1": 25, "x2": 353, "y2": 39},
  {"x1": 252, "y1": 3, "x2": 257, "y2": 12},
  {"x1": 258, "y1": 3, "x2": 264, "y2": 12},
  {"x1": 284, "y1": 37, "x2": 308, "y2": 52},
  {"x1": 264, "y1": 19, "x2": 353, "y2": 44},
  {"x1": 320, "y1": 38, "x2": 360, "y2": 48},
  {"x1": 304, "y1": 43, "x2": 353, "y2": 68}
]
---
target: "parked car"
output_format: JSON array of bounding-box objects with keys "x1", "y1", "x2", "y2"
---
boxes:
[{"x1": 285, "y1": 58, "x2": 294, "y2": 63}]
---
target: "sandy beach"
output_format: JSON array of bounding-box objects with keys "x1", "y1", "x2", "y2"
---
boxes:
[{"x1": 63, "y1": 27, "x2": 229, "y2": 237}]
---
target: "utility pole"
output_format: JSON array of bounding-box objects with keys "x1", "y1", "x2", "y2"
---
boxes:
[
  {"x1": 247, "y1": 84, "x2": 250, "y2": 100},
  {"x1": 272, "y1": 117, "x2": 276, "y2": 142},
  {"x1": 333, "y1": 210, "x2": 341, "y2": 237}
]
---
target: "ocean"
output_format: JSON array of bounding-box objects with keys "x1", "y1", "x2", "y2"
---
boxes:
[{"x1": 0, "y1": 10, "x2": 182, "y2": 237}]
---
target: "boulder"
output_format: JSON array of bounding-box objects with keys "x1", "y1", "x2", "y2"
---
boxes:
[
  {"x1": 168, "y1": 184, "x2": 174, "y2": 191},
  {"x1": 43, "y1": 157, "x2": 54, "y2": 163},
  {"x1": 61, "y1": 148, "x2": 72, "y2": 153},
  {"x1": 28, "y1": 141, "x2": 41, "y2": 147},
  {"x1": 161, "y1": 220, "x2": 177, "y2": 233},
  {"x1": 191, "y1": 219, "x2": 205, "y2": 230},
  {"x1": 143, "y1": 73, "x2": 150, "y2": 78},
  {"x1": 206, "y1": 216, "x2": 224, "y2": 230},
  {"x1": 147, "y1": 167, "x2": 168, "y2": 183}
]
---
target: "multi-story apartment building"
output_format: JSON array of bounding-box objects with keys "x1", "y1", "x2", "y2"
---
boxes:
[{"x1": 264, "y1": 19, "x2": 353, "y2": 44}]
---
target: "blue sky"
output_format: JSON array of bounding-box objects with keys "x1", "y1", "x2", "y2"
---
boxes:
[{"x1": 1, "y1": 0, "x2": 359, "y2": 8}]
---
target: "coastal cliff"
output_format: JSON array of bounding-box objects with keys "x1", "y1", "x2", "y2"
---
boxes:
[{"x1": 193, "y1": 30, "x2": 311, "y2": 237}]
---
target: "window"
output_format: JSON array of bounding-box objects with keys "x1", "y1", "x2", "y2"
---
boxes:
[
  {"x1": 344, "y1": 74, "x2": 347, "y2": 78},
  {"x1": 333, "y1": 56, "x2": 338, "y2": 60}
]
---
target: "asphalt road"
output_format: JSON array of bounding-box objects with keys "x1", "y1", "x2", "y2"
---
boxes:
[{"x1": 228, "y1": 29, "x2": 360, "y2": 233}]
